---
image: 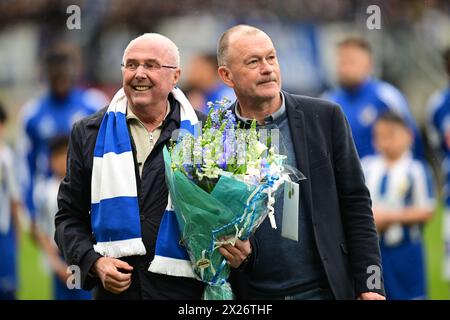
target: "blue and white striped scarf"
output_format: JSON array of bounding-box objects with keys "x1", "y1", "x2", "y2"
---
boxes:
[{"x1": 91, "y1": 87, "x2": 197, "y2": 278}]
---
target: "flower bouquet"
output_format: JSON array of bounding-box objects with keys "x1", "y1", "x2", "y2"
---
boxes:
[{"x1": 163, "y1": 98, "x2": 302, "y2": 299}]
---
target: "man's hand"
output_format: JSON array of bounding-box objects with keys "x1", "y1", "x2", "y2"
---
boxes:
[
  {"x1": 358, "y1": 292, "x2": 386, "y2": 300},
  {"x1": 219, "y1": 239, "x2": 252, "y2": 269},
  {"x1": 91, "y1": 257, "x2": 133, "y2": 294}
]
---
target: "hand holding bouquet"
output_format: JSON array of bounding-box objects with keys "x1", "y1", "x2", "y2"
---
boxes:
[{"x1": 164, "y1": 98, "x2": 302, "y2": 299}]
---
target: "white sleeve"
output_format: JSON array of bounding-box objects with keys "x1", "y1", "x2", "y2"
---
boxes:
[
  {"x1": 411, "y1": 162, "x2": 436, "y2": 211},
  {"x1": 82, "y1": 88, "x2": 109, "y2": 111},
  {"x1": 376, "y1": 82, "x2": 410, "y2": 117}
]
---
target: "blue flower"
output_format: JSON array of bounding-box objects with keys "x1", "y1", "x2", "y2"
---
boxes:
[
  {"x1": 183, "y1": 164, "x2": 194, "y2": 181},
  {"x1": 224, "y1": 110, "x2": 237, "y2": 129},
  {"x1": 260, "y1": 158, "x2": 270, "y2": 177},
  {"x1": 217, "y1": 154, "x2": 227, "y2": 170}
]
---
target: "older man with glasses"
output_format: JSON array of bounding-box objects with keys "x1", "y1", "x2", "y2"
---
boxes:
[{"x1": 54, "y1": 33, "x2": 251, "y2": 300}]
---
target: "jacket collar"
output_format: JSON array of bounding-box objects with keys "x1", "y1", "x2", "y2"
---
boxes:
[
  {"x1": 283, "y1": 91, "x2": 309, "y2": 171},
  {"x1": 283, "y1": 91, "x2": 314, "y2": 221},
  {"x1": 234, "y1": 92, "x2": 286, "y2": 126},
  {"x1": 86, "y1": 107, "x2": 107, "y2": 128}
]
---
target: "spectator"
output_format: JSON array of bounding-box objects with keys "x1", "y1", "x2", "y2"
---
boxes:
[
  {"x1": 362, "y1": 111, "x2": 435, "y2": 299},
  {"x1": 17, "y1": 41, "x2": 108, "y2": 238},
  {"x1": 426, "y1": 47, "x2": 450, "y2": 283},
  {"x1": 184, "y1": 53, "x2": 235, "y2": 112},
  {"x1": 34, "y1": 135, "x2": 92, "y2": 300},
  {"x1": 0, "y1": 103, "x2": 22, "y2": 300},
  {"x1": 322, "y1": 37, "x2": 424, "y2": 159}
]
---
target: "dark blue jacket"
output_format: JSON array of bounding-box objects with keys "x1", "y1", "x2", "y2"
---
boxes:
[
  {"x1": 55, "y1": 94, "x2": 207, "y2": 299},
  {"x1": 231, "y1": 91, "x2": 385, "y2": 300}
]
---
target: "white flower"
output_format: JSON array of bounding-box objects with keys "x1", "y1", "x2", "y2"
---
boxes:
[
  {"x1": 255, "y1": 141, "x2": 268, "y2": 156},
  {"x1": 246, "y1": 166, "x2": 260, "y2": 177}
]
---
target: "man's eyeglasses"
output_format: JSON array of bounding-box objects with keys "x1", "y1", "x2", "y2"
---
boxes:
[{"x1": 121, "y1": 61, "x2": 178, "y2": 71}]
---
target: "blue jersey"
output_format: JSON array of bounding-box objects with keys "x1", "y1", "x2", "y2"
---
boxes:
[
  {"x1": 426, "y1": 86, "x2": 450, "y2": 280},
  {"x1": 362, "y1": 153, "x2": 435, "y2": 299},
  {"x1": 427, "y1": 87, "x2": 450, "y2": 158},
  {"x1": 52, "y1": 272, "x2": 92, "y2": 300},
  {"x1": 202, "y1": 83, "x2": 236, "y2": 113},
  {"x1": 18, "y1": 87, "x2": 106, "y2": 218},
  {"x1": 323, "y1": 78, "x2": 424, "y2": 159}
]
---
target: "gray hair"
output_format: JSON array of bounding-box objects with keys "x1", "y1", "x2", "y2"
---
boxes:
[
  {"x1": 122, "y1": 33, "x2": 180, "y2": 68},
  {"x1": 217, "y1": 25, "x2": 266, "y2": 66}
]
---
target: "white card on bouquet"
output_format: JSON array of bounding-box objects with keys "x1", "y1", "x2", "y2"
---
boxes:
[{"x1": 282, "y1": 181, "x2": 299, "y2": 241}]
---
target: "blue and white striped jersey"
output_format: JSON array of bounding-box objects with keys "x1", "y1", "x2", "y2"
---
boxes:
[
  {"x1": 362, "y1": 152, "x2": 435, "y2": 299},
  {"x1": 362, "y1": 152, "x2": 435, "y2": 246}
]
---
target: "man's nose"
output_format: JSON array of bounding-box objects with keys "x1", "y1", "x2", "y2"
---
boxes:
[
  {"x1": 135, "y1": 65, "x2": 148, "y2": 79},
  {"x1": 260, "y1": 59, "x2": 273, "y2": 74}
]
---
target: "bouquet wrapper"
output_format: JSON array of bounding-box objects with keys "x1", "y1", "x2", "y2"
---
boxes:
[{"x1": 163, "y1": 147, "x2": 271, "y2": 300}]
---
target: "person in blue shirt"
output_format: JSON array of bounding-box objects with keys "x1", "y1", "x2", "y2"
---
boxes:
[
  {"x1": 184, "y1": 53, "x2": 236, "y2": 113},
  {"x1": 426, "y1": 47, "x2": 450, "y2": 283},
  {"x1": 322, "y1": 37, "x2": 424, "y2": 159},
  {"x1": 0, "y1": 104, "x2": 22, "y2": 300},
  {"x1": 362, "y1": 111, "x2": 435, "y2": 299},
  {"x1": 17, "y1": 42, "x2": 107, "y2": 234}
]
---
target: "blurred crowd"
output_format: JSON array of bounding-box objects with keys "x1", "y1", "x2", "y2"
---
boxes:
[
  {"x1": 1, "y1": 0, "x2": 450, "y2": 300},
  {"x1": 1, "y1": 0, "x2": 449, "y2": 25}
]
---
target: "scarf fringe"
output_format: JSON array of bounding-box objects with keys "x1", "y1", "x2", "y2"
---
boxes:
[
  {"x1": 93, "y1": 238, "x2": 146, "y2": 258},
  {"x1": 149, "y1": 255, "x2": 197, "y2": 278}
]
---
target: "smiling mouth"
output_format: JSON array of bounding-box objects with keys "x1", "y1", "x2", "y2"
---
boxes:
[
  {"x1": 133, "y1": 85, "x2": 151, "y2": 91},
  {"x1": 259, "y1": 80, "x2": 276, "y2": 86}
]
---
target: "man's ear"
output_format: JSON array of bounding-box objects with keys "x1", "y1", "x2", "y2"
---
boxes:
[
  {"x1": 218, "y1": 66, "x2": 234, "y2": 88},
  {"x1": 173, "y1": 68, "x2": 181, "y2": 87}
]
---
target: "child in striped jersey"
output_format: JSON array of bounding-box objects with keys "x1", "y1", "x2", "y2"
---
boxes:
[
  {"x1": 34, "y1": 136, "x2": 91, "y2": 300},
  {"x1": 362, "y1": 111, "x2": 435, "y2": 300}
]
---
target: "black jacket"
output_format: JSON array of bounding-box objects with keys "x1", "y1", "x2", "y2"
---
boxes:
[
  {"x1": 55, "y1": 95, "x2": 207, "y2": 299},
  {"x1": 230, "y1": 91, "x2": 385, "y2": 299}
]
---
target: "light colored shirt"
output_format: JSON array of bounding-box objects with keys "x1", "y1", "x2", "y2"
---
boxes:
[
  {"x1": 126, "y1": 101, "x2": 171, "y2": 177},
  {"x1": 235, "y1": 92, "x2": 286, "y2": 125}
]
